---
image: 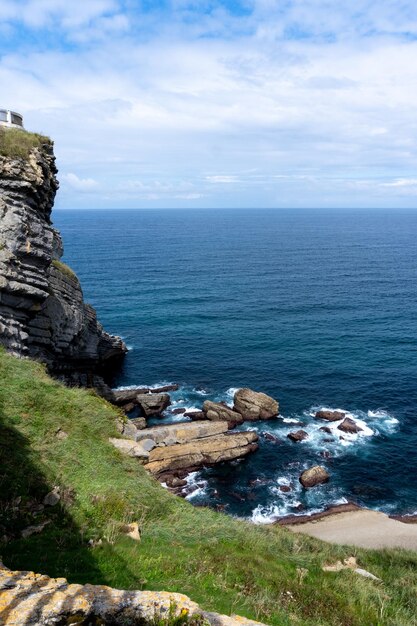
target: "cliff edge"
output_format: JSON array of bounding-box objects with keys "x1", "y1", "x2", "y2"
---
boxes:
[{"x1": 0, "y1": 132, "x2": 126, "y2": 386}]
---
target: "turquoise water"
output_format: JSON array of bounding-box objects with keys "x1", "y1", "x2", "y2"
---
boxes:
[{"x1": 54, "y1": 208, "x2": 417, "y2": 521}]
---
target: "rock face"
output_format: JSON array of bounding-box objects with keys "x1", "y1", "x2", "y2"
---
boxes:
[
  {"x1": 0, "y1": 142, "x2": 126, "y2": 386},
  {"x1": 203, "y1": 400, "x2": 244, "y2": 424},
  {"x1": 299, "y1": 466, "x2": 330, "y2": 488},
  {"x1": 315, "y1": 410, "x2": 345, "y2": 422},
  {"x1": 233, "y1": 388, "x2": 279, "y2": 420},
  {"x1": 0, "y1": 563, "x2": 266, "y2": 626}
]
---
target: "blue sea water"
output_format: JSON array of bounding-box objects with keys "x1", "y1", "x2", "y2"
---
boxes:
[{"x1": 54, "y1": 208, "x2": 417, "y2": 521}]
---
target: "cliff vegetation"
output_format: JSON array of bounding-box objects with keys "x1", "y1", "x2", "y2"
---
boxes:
[
  {"x1": 0, "y1": 349, "x2": 416, "y2": 626},
  {"x1": 0, "y1": 127, "x2": 51, "y2": 159}
]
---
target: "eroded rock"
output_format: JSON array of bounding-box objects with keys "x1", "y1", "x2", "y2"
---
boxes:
[
  {"x1": 233, "y1": 388, "x2": 279, "y2": 420},
  {"x1": 146, "y1": 431, "x2": 259, "y2": 476},
  {"x1": 136, "y1": 393, "x2": 171, "y2": 417},
  {"x1": 203, "y1": 400, "x2": 244, "y2": 424}
]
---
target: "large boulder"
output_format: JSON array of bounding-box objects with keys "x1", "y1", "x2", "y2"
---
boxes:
[
  {"x1": 233, "y1": 388, "x2": 279, "y2": 420},
  {"x1": 338, "y1": 417, "x2": 363, "y2": 434},
  {"x1": 315, "y1": 410, "x2": 345, "y2": 422},
  {"x1": 146, "y1": 431, "x2": 259, "y2": 476},
  {"x1": 203, "y1": 400, "x2": 244, "y2": 424},
  {"x1": 136, "y1": 393, "x2": 171, "y2": 417},
  {"x1": 299, "y1": 466, "x2": 330, "y2": 488}
]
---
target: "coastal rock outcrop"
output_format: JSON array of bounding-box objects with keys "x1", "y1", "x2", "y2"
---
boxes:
[
  {"x1": 0, "y1": 140, "x2": 126, "y2": 386},
  {"x1": 146, "y1": 430, "x2": 259, "y2": 476},
  {"x1": 110, "y1": 420, "x2": 259, "y2": 478},
  {"x1": 233, "y1": 388, "x2": 279, "y2": 420},
  {"x1": 0, "y1": 563, "x2": 266, "y2": 626}
]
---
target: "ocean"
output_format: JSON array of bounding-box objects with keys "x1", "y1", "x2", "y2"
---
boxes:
[{"x1": 54, "y1": 208, "x2": 417, "y2": 521}]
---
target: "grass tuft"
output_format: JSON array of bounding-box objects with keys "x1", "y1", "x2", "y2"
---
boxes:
[
  {"x1": 0, "y1": 348, "x2": 416, "y2": 625},
  {"x1": 51, "y1": 259, "x2": 79, "y2": 281}
]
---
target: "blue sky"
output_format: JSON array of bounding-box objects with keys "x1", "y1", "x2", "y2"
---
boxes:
[{"x1": 1, "y1": 0, "x2": 417, "y2": 208}]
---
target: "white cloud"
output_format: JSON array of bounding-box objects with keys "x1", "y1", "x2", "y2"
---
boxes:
[
  {"x1": 2, "y1": 2, "x2": 417, "y2": 207},
  {"x1": 62, "y1": 173, "x2": 99, "y2": 192},
  {"x1": 206, "y1": 175, "x2": 240, "y2": 184}
]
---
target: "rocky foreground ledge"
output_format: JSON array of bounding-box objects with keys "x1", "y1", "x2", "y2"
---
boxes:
[
  {"x1": 0, "y1": 563, "x2": 266, "y2": 626},
  {"x1": 0, "y1": 140, "x2": 126, "y2": 388}
]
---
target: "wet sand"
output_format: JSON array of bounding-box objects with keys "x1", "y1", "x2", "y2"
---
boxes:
[{"x1": 286, "y1": 508, "x2": 417, "y2": 550}]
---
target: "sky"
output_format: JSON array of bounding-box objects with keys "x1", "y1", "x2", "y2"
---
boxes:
[{"x1": 1, "y1": 1, "x2": 417, "y2": 209}]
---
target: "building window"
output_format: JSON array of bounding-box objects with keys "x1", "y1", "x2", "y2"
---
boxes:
[
  {"x1": 0, "y1": 110, "x2": 7, "y2": 122},
  {"x1": 11, "y1": 113, "x2": 23, "y2": 126}
]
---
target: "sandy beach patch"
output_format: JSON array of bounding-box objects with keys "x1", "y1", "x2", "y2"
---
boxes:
[{"x1": 287, "y1": 509, "x2": 417, "y2": 550}]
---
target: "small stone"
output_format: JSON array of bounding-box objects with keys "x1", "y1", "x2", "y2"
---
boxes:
[
  {"x1": 55, "y1": 429, "x2": 68, "y2": 440},
  {"x1": 319, "y1": 426, "x2": 332, "y2": 434},
  {"x1": 43, "y1": 487, "x2": 60, "y2": 507},
  {"x1": 121, "y1": 522, "x2": 141, "y2": 541},
  {"x1": 21, "y1": 520, "x2": 50, "y2": 539}
]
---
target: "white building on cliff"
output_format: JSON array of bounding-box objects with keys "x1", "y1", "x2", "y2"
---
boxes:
[{"x1": 0, "y1": 109, "x2": 24, "y2": 129}]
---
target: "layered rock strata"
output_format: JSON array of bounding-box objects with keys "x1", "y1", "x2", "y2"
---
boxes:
[
  {"x1": 110, "y1": 420, "x2": 259, "y2": 478},
  {"x1": 0, "y1": 141, "x2": 126, "y2": 384},
  {"x1": 0, "y1": 563, "x2": 266, "y2": 626}
]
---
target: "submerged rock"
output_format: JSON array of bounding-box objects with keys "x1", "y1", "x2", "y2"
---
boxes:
[
  {"x1": 136, "y1": 393, "x2": 171, "y2": 417},
  {"x1": 233, "y1": 388, "x2": 279, "y2": 420},
  {"x1": 338, "y1": 417, "x2": 363, "y2": 434},
  {"x1": 299, "y1": 466, "x2": 330, "y2": 488}
]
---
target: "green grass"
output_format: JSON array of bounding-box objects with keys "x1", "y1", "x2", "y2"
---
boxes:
[
  {"x1": 51, "y1": 259, "x2": 79, "y2": 281},
  {"x1": 0, "y1": 127, "x2": 51, "y2": 159},
  {"x1": 0, "y1": 348, "x2": 416, "y2": 625}
]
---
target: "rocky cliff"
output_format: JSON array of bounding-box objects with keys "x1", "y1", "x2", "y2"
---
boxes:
[{"x1": 0, "y1": 137, "x2": 126, "y2": 386}]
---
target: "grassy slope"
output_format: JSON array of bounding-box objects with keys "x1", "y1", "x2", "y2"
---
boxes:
[
  {"x1": 0, "y1": 127, "x2": 51, "y2": 158},
  {"x1": 0, "y1": 349, "x2": 416, "y2": 626}
]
